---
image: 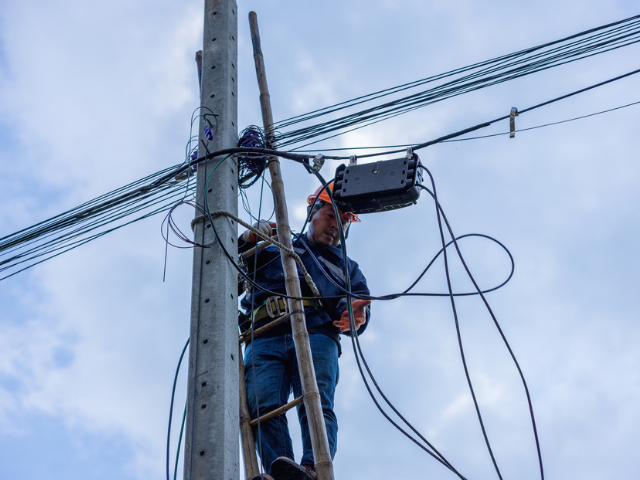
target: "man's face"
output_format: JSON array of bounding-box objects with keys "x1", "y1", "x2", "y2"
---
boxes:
[{"x1": 306, "y1": 204, "x2": 351, "y2": 246}]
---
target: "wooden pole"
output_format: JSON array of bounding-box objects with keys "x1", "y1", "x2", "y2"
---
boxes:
[{"x1": 248, "y1": 11, "x2": 335, "y2": 480}]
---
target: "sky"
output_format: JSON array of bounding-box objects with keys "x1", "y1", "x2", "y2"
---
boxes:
[{"x1": 1, "y1": 1, "x2": 639, "y2": 479}]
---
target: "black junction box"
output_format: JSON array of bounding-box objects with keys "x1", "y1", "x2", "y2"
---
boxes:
[{"x1": 333, "y1": 155, "x2": 423, "y2": 214}]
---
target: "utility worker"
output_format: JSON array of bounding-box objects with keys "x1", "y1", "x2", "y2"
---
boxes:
[{"x1": 240, "y1": 183, "x2": 371, "y2": 480}]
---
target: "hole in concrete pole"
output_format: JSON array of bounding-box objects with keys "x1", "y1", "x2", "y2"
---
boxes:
[
  {"x1": 208, "y1": 188, "x2": 212, "y2": 193},
  {"x1": 205, "y1": 299, "x2": 210, "y2": 303},
  {"x1": 200, "y1": 451, "x2": 205, "y2": 456},
  {"x1": 231, "y1": 354, "x2": 235, "y2": 360},
  {"x1": 206, "y1": 260, "x2": 211, "y2": 265},
  {"x1": 230, "y1": 293, "x2": 234, "y2": 299},
  {"x1": 201, "y1": 381, "x2": 207, "y2": 387},
  {"x1": 206, "y1": 224, "x2": 211, "y2": 228},
  {"x1": 210, "y1": 94, "x2": 215, "y2": 98},
  {"x1": 201, "y1": 404, "x2": 207, "y2": 409},
  {"x1": 203, "y1": 339, "x2": 209, "y2": 344}
]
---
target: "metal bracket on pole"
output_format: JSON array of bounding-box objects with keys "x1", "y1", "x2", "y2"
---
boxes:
[
  {"x1": 349, "y1": 155, "x2": 357, "y2": 166},
  {"x1": 248, "y1": 11, "x2": 335, "y2": 480}
]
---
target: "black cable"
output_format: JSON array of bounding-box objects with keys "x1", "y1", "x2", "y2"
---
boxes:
[
  {"x1": 274, "y1": 14, "x2": 640, "y2": 130},
  {"x1": 420, "y1": 166, "x2": 504, "y2": 479},
  {"x1": 317, "y1": 172, "x2": 468, "y2": 479},
  {"x1": 166, "y1": 338, "x2": 190, "y2": 480},
  {"x1": 299, "y1": 232, "x2": 514, "y2": 301},
  {"x1": 417, "y1": 176, "x2": 545, "y2": 480},
  {"x1": 5, "y1": 59, "x2": 636, "y2": 282},
  {"x1": 303, "y1": 66, "x2": 640, "y2": 161},
  {"x1": 273, "y1": 15, "x2": 640, "y2": 148},
  {"x1": 286, "y1": 97, "x2": 640, "y2": 151}
]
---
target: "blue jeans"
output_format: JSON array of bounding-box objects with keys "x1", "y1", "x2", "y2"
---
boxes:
[{"x1": 244, "y1": 333, "x2": 339, "y2": 473}]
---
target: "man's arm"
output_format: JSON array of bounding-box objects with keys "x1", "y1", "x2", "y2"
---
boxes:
[{"x1": 238, "y1": 220, "x2": 276, "y2": 253}]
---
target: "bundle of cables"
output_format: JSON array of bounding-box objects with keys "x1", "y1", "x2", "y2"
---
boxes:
[{"x1": 237, "y1": 126, "x2": 267, "y2": 188}]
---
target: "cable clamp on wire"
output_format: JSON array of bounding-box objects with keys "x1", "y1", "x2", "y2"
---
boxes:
[
  {"x1": 312, "y1": 154, "x2": 325, "y2": 174},
  {"x1": 405, "y1": 146, "x2": 413, "y2": 159},
  {"x1": 349, "y1": 155, "x2": 357, "y2": 166},
  {"x1": 509, "y1": 107, "x2": 519, "y2": 138}
]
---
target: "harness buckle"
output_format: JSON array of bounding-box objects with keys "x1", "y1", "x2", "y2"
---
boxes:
[{"x1": 265, "y1": 296, "x2": 288, "y2": 318}]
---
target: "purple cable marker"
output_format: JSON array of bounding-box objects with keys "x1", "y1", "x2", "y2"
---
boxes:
[
  {"x1": 191, "y1": 149, "x2": 198, "y2": 160},
  {"x1": 203, "y1": 125, "x2": 213, "y2": 141}
]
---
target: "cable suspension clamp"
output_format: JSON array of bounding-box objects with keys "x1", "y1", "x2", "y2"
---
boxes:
[
  {"x1": 349, "y1": 155, "x2": 357, "y2": 166},
  {"x1": 509, "y1": 107, "x2": 519, "y2": 139},
  {"x1": 311, "y1": 154, "x2": 325, "y2": 174}
]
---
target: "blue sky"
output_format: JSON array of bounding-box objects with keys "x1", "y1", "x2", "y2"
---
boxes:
[{"x1": 1, "y1": 1, "x2": 640, "y2": 479}]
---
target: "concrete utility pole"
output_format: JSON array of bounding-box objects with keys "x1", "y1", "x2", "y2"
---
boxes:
[{"x1": 184, "y1": 1, "x2": 239, "y2": 480}]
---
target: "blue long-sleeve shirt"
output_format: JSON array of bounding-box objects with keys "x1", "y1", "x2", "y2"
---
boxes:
[{"x1": 239, "y1": 233, "x2": 370, "y2": 350}]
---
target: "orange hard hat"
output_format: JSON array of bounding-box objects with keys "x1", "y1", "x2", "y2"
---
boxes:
[{"x1": 307, "y1": 182, "x2": 360, "y2": 223}]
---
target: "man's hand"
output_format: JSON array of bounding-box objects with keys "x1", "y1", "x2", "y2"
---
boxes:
[
  {"x1": 241, "y1": 220, "x2": 277, "y2": 243},
  {"x1": 333, "y1": 299, "x2": 371, "y2": 332}
]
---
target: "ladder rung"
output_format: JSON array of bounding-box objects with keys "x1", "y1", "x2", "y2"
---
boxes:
[
  {"x1": 239, "y1": 312, "x2": 290, "y2": 344},
  {"x1": 249, "y1": 396, "x2": 304, "y2": 427}
]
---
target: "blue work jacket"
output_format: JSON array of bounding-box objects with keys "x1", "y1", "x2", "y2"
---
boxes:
[{"x1": 239, "y1": 233, "x2": 370, "y2": 348}]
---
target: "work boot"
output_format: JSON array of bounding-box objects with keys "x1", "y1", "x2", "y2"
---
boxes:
[
  {"x1": 270, "y1": 457, "x2": 317, "y2": 480},
  {"x1": 250, "y1": 475, "x2": 274, "y2": 480}
]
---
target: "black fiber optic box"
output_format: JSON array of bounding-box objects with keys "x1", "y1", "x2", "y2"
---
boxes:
[{"x1": 333, "y1": 155, "x2": 423, "y2": 214}]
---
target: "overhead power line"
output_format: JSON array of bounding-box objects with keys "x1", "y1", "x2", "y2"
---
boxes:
[
  {"x1": 0, "y1": 166, "x2": 196, "y2": 281},
  {"x1": 2, "y1": 17, "x2": 640, "y2": 282},
  {"x1": 273, "y1": 14, "x2": 640, "y2": 148}
]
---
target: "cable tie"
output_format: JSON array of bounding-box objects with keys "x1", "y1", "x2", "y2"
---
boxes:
[{"x1": 509, "y1": 107, "x2": 519, "y2": 139}]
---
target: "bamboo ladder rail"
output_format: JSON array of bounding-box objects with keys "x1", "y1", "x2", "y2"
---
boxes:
[
  {"x1": 246, "y1": 10, "x2": 335, "y2": 480},
  {"x1": 237, "y1": 244, "x2": 316, "y2": 477},
  {"x1": 238, "y1": 276, "x2": 306, "y2": 479}
]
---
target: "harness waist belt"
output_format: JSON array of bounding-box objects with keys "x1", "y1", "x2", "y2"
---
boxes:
[{"x1": 251, "y1": 296, "x2": 323, "y2": 323}]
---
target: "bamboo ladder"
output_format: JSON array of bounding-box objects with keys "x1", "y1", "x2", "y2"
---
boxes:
[{"x1": 239, "y1": 12, "x2": 335, "y2": 480}]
